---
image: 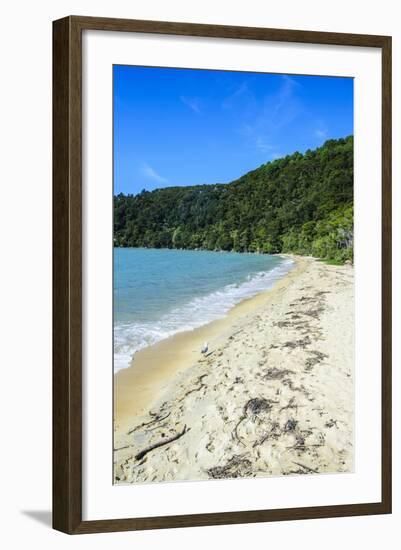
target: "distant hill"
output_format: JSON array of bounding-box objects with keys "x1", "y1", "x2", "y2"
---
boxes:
[{"x1": 114, "y1": 135, "x2": 353, "y2": 263}]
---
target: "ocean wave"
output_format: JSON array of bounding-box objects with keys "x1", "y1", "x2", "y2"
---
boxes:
[{"x1": 114, "y1": 258, "x2": 294, "y2": 372}]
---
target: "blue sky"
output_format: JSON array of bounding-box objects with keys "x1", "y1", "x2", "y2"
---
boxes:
[{"x1": 114, "y1": 65, "x2": 353, "y2": 195}]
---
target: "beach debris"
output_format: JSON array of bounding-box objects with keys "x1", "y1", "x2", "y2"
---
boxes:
[
  {"x1": 283, "y1": 336, "x2": 311, "y2": 349},
  {"x1": 264, "y1": 367, "x2": 294, "y2": 380},
  {"x1": 284, "y1": 419, "x2": 298, "y2": 432},
  {"x1": 290, "y1": 296, "x2": 315, "y2": 306},
  {"x1": 292, "y1": 461, "x2": 319, "y2": 474},
  {"x1": 302, "y1": 307, "x2": 325, "y2": 319},
  {"x1": 114, "y1": 444, "x2": 132, "y2": 452},
  {"x1": 253, "y1": 420, "x2": 282, "y2": 446},
  {"x1": 282, "y1": 379, "x2": 311, "y2": 399},
  {"x1": 305, "y1": 350, "x2": 328, "y2": 370},
  {"x1": 127, "y1": 411, "x2": 171, "y2": 435},
  {"x1": 325, "y1": 419, "x2": 338, "y2": 428},
  {"x1": 273, "y1": 320, "x2": 293, "y2": 329},
  {"x1": 244, "y1": 398, "x2": 274, "y2": 416},
  {"x1": 178, "y1": 374, "x2": 208, "y2": 403},
  {"x1": 280, "y1": 397, "x2": 298, "y2": 412},
  {"x1": 207, "y1": 455, "x2": 254, "y2": 479},
  {"x1": 228, "y1": 329, "x2": 244, "y2": 341},
  {"x1": 233, "y1": 416, "x2": 247, "y2": 446},
  {"x1": 232, "y1": 398, "x2": 278, "y2": 446},
  {"x1": 134, "y1": 425, "x2": 190, "y2": 461}
]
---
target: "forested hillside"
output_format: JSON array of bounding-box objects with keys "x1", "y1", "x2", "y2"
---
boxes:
[{"x1": 114, "y1": 136, "x2": 353, "y2": 263}]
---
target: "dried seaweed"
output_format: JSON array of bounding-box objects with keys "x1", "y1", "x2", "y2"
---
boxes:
[
  {"x1": 264, "y1": 367, "x2": 294, "y2": 380},
  {"x1": 207, "y1": 455, "x2": 254, "y2": 479},
  {"x1": 284, "y1": 419, "x2": 298, "y2": 432},
  {"x1": 282, "y1": 336, "x2": 311, "y2": 349},
  {"x1": 305, "y1": 350, "x2": 328, "y2": 370},
  {"x1": 244, "y1": 398, "x2": 274, "y2": 415}
]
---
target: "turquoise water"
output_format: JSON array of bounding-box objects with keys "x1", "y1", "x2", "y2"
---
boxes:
[{"x1": 114, "y1": 248, "x2": 293, "y2": 371}]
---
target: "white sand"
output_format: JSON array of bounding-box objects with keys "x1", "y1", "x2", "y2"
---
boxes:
[{"x1": 114, "y1": 256, "x2": 354, "y2": 483}]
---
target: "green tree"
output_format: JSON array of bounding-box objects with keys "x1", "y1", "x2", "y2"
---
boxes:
[{"x1": 114, "y1": 136, "x2": 354, "y2": 263}]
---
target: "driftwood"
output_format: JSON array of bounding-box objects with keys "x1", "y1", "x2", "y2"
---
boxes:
[
  {"x1": 178, "y1": 374, "x2": 208, "y2": 403},
  {"x1": 114, "y1": 444, "x2": 131, "y2": 452},
  {"x1": 233, "y1": 415, "x2": 247, "y2": 446},
  {"x1": 292, "y1": 461, "x2": 319, "y2": 474},
  {"x1": 127, "y1": 412, "x2": 171, "y2": 435},
  {"x1": 280, "y1": 397, "x2": 297, "y2": 412},
  {"x1": 134, "y1": 425, "x2": 190, "y2": 461},
  {"x1": 288, "y1": 444, "x2": 324, "y2": 450}
]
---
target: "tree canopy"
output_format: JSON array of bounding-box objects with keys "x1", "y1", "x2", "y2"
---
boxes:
[{"x1": 114, "y1": 136, "x2": 353, "y2": 263}]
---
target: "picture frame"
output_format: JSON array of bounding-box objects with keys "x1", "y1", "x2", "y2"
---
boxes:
[{"x1": 53, "y1": 15, "x2": 392, "y2": 534}]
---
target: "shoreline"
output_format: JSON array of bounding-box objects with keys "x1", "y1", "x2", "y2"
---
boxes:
[
  {"x1": 114, "y1": 255, "x2": 354, "y2": 483},
  {"x1": 114, "y1": 255, "x2": 303, "y2": 430}
]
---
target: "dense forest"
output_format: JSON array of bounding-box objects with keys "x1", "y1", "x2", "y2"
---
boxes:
[{"x1": 114, "y1": 136, "x2": 353, "y2": 263}]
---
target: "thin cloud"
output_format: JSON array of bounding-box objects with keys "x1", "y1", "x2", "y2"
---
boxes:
[
  {"x1": 270, "y1": 75, "x2": 299, "y2": 116},
  {"x1": 141, "y1": 163, "x2": 168, "y2": 184},
  {"x1": 180, "y1": 95, "x2": 201, "y2": 113},
  {"x1": 222, "y1": 81, "x2": 249, "y2": 109},
  {"x1": 313, "y1": 118, "x2": 328, "y2": 140},
  {"x1": 255, "y1": 136, "x2": 275, "y2": 153},
  {"x1": 239, "y1": 75, "x2": 303, "y2": 155},
  {"x1": 315, "y1": 128, "x2": 328, "y2": 139}
]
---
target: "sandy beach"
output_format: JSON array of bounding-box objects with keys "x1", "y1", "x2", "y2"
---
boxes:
[{"x1": 114, "y1": 256, "x2": 354, "y2": 483}]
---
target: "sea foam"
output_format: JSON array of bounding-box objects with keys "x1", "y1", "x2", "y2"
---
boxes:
[{"x1": 114, "y1": 257, "x2": 293, "y2": 372}]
